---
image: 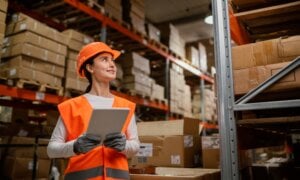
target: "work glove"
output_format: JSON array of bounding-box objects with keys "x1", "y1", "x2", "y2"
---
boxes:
[
  {"x1": 73, "y1": 133, "x2": 101, "y2": 154},
  {"x1": 103, "y1": 132, "x2": 126, "y2": 152}
]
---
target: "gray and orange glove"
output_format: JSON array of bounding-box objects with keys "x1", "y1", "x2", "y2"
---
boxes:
[{"x1": 103, "y1": 132, "x2": 126, "y2": 152}]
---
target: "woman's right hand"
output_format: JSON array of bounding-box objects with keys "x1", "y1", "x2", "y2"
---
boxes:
[{"x1": 73, "y1": 133, "x2": 101, "y2": 154}]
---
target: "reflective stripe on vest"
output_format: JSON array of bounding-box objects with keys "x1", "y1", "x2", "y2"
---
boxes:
[{"x1": 64, "y1": 166, "x2": 129, "y2": 180}]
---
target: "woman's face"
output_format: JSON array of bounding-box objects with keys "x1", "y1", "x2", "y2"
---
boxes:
[{"x1": 88, "y1": 52, "x2": 117, "y2": 83}]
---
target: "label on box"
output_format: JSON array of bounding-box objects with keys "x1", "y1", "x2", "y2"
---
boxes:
[
  {"x1": 9, "y1": 68, "x2": 16, "y2": 76},
  {"x1": 171, "y1": 155, "x2": 180, "y2": 165},
  {"x1": 202, "y1": 136, "x2": 220, "y2": 149},
  {"x1": 20, "y1": 23, "x2": 27, "y2": 30},
  {"x1": 136, "y1": 143, "x2": 152, "y2": 157},
  {"x1": 184, "y1": 135, "x2": 193, "y2": 147},
  {"x1": 28, "y1": 160, "x2": 38, "y2": 170}
]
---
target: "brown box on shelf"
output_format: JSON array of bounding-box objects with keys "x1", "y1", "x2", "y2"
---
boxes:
[
  {"x1": 6, "y1": 13, "x2": 68, "y2": 45},
  {"x1": 0, "y1": 10, "x2": 6, "y2": 22},
  {"x1": 137, "y1": 118, "x2": 199, "y2": 136},
  {"x1": 67, "y1": 50, "x2": 78, "y2": 61},
  {"x1": 0, "y1": 66, "x2": 62, "y2": 87},
  {"x1": 121, "y1": 52, "x2": 150, "y2": 75},
  {"x1": 3, "y1": 31, "x2": 67, "y2": 55},
  {"x1": 234, "y1": 61, "x2": 300, "y2": 95},
  {"x1": 65, "y1": 77, "x2": 89, "y2": 92},
  {"x1": 0, "y1": 21, "x2": 5, "y2": 35},
  {"x1": 62, "y1": 29, "x2": 94, "y2": 44},
  {"x1": 2, "y1": 56, "x2": 65, "y2": 78},
  {"x1": 4, "y1": 156, "x2": 51, "y2": 179},
  {"x1": 131, "y1": 167, "x2": 221, "y2": 180},
  {"x1": 123, "y1": 82, "x2": 151, "y2": 96},
  {"x1": 202, "y1": 136, "x2": 220, "y2": 169},
  {"x1": 123, "y1": 73, "x2": 152, "y2": 87},
  {"x1": 0, "y1": 0, "x2": 8, "y2": 12},
  {"x1": 65, "y1": 38, "x2": 86, "y2": 51},
  {"x1": 1, "y1": 43, "x2": 66, "y2": 67},
  {"x1": 6, "y1": 136, "x2": 49, "y2": 159},
  {"x1": 131, "y1": 135, "x2": 201, "y2": 168},
  {"x1": 232, "y1": 36, "x2": 300, "y2": 70},
  {"x1": 147, "y1": 23, "x2": 160, "y2": 42}
]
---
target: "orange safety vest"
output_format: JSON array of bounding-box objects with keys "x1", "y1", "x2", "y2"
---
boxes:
[{"x1": 58, "y1": 95, "x2": 136, "y2": 180}]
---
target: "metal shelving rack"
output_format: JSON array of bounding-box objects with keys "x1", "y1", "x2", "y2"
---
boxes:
[
  {"x1": 213, "y1": 0, "x2": 300, "y2": 179},
  {"x1": 1, "y1": 0, "x2": 218, "y2": 129}
]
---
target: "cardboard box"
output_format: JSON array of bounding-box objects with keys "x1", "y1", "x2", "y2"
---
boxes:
[
  {"x1": 2, "y1": 56, "x2": 65, "y2": 78},
  {"x1": 155, "y1": 167, "x2": 221, "y2": 180},
  {"x1": 67, "y1": 50, "x2": 78, "y2": 61},
  {"x1": 3, "y1": 31, "x2": 67, "y2": 55},
  {"x1": 123, "y1": 82, "x2": 151, "y2": 96},
  {"x1": 0, "y1": 0, "x2": 8, "y2": 12},
  {"x1": 202, "y1": 136, "x2": 220, "y2": 169},
  {"x1": 6, "y1": 136, "x2": 49, "y2": 159},
  {"x1": 0, "y1": 66, "x2": 62, "y2": 87},
  {"x1": 6, "y1": 13, "x2": 68, "y2": 45},
  {"x1": 0, "y1": 21, "x2": 5, "y2": 34},
  {"x1": 186, "y1": 46, "x2": 199, "y2": 69},
  {"x1": 151, "y1": 83, "x2": 165, "y2": 100},
  {"x1": 132, "y1": 135, "x2": 201, "y2": 168},
  {"x1": 232, "y1": 36, "x2": 300, "y2": 70},
  {"x1": 4, "y1": 156, "x2": 51, "y2": 179},
  {"x1": 137, "y1": 119, "x2": 199, "y2": 136},
  {"x1": 62, "y1": 29, "x2": 94, "y2": 44},
  {"x1": 65, "y1": 77, "x2": 89, "y2": 92},
  {"x1": 147, "y1": 23, "x2": 160, "y2": 42},
  {"x1": 121, "y1": 52, "x2": 150, "y2": 75},
  {"x1": 0, "y1": 10, "x2": 6, "y2": 22},
  {"x1": 1, "y1": 43, "x2": 66, "y2": 67},
  {"x1": 65, "y1": 38, "x2": 86, "y2": 51},
  {"x1": 123, "y1": 74, "x2": 152, "y2": 87},
  {"x1": 234, "y1": 61, "x2": 300, "y2": 95}
]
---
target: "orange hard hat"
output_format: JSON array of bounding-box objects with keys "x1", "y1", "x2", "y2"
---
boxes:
[{"x1": 77, "y1": 42, "x2": 121, "y2": 78}]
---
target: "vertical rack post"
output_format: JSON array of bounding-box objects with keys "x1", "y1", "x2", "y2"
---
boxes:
[
  {"x1": 165, "y1": 58, "x2": 170, "y2": 120},
  {"x1": 200, "y1": 78, "x2": 206, "y2": 135},
  {"x1": 100, "y1": 22, "x2": 107, "y2": 43},
  {"x1": 212, "y1": 0, "x2": 239, "y2": 179}
]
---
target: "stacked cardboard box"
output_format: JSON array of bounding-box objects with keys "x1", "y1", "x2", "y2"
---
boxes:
[
  {"x1": 147, "y1": 23, "x2": 161, "y2": 42},
  {"x1": 198, "y1": 42, "x2": 208, "y2": 72},
  {"x1": 232, "y1": 36, "x2": 300, "y2": 95},
  {"x1": 150, "y1": 80, "x2": 165, "y2": 101},
  {"x1": 159, "y1": 24, "x2": 186, "y2": 59},
  {"x1": 0, "y1": 0, "x2": 7, "y2": 57},
  {"x1": 186, "y1": 46, "x2": 200, "y2": 69},
  {"x1": 192, "y1": 89, "x2": 217, "y2": 121},
  {"x1": 131, "y1": 167, "x2": 221, "y2": 180},
  {"x1": 123, "y1": 0, "x2": 146, "y2": 35},
  {"x1": 1, "y1": 13, "x2": 67, "y2": 88},
  {"x1": 104, "y1": 0, "x2": 122, "y2": 22},
  {"x1": 170, "y1": 64, "x2": 186, "y2": 115},
  {"x1": 63, "y1": 29, "x2": 94, "y2": 93},
  {"x1": 202, "y1": 135, "x2": 220, "y2": 169},
  {"x1": 121, "y1": 52, "x2": 152, "y2": 96},
  {"x1": 131, "y1": 119, "x2": 201, "y2": 168},
  {"x1": 183, "y1": 85, "x2": 193, "y2": 118},
  {"x1": 2, "y1": 136, "x2": 51, "y2": 179}
]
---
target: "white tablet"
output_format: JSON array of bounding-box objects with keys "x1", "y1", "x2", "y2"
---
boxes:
[{"x1": 86, "y1": 108, "x2": 130, "y2": 142}]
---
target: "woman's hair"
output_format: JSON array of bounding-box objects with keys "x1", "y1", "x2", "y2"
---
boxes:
[{"x1": 79, "y1": 54, "x2": 98, "y2": 93}]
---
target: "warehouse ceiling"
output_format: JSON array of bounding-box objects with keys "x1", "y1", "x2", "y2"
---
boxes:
[{"x1": 145, "y1": 0, "x2": 213, "y2": 43}]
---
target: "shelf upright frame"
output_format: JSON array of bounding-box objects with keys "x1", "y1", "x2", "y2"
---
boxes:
[{"x1": 212, "y1": 0, "x2": 239, "y2": 179}]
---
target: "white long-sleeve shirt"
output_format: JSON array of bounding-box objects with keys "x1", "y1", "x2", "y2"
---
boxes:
[{"x1": 47, "y1": 93, "x2": 140, "y2": 158}]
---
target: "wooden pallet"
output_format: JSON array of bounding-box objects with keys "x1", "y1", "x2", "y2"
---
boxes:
[
  {"x1": 1, "y1": 78, "x2": 64, "y2": 96},
  {"x1": 169, "y1": 112, "x2": 184, "y2": 119},
  {"x1": 149, "y1": 96, "x2": 167, "y2": 105},
  {"x1": 148, "y1": 39, "x2": 169, "y2": 53}
]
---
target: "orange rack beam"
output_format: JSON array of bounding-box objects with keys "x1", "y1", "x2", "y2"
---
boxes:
[
  {"x1": 64, "y1": 0, "x2": 214, "y2": 84},
  {"x1": 0, "y1": 84, "x2": 168, "y2": 111},
  {"x1": 0, "y1": 84, "x2": 67, "y2": 104},
  {"x1": 229, "y1": 8, "x2": 250, "y2": 45}
]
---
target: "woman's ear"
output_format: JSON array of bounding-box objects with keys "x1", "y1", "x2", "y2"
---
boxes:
[{"x1": 86, "y1": 64, "x2": 94, "y2": 74}]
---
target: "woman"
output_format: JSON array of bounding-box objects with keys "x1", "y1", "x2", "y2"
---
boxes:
[{"x1": 47, "y1": 42, "x2": 140, "y2": 180}]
